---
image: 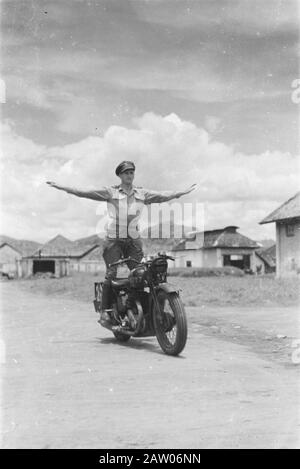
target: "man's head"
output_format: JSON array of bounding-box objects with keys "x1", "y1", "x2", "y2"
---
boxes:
[{"x1": 115, "y1": 160, "x2": 135, "y2": 184}]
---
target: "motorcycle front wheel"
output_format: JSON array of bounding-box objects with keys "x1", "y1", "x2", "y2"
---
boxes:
[{"x1": 153, "y1": 290, "x2": 188, "y2": 356}]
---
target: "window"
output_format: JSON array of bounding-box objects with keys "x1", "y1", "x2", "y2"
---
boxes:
[
  {"x1": 186, "y1": 260, "x2": 192, "y2": 267},
  {"x1": 286, "y1": 224, "x2": 295, "y2": 237}
]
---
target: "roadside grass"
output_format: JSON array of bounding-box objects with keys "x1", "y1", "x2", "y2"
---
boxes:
[
  {"x1": 14, "y1": 271, "x2": 300, "y2": 307},
  {"x1": 168, "y1": 266, "x2": 245, "y2": 277}
]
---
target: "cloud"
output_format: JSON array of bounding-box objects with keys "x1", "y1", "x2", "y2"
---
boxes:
[
  {"x1": 132, "y1": 0, "x2": 299, "y2": 33},
  {"x1": 5, "y1": 75, "x2": 53, "y2": 109},
  {"x1": 1, "y1": 112, "x2": 298, "y2": 241},
  {"x1": 1, "y1": 0, "x2": 297, "y2": 154},
  {"x1": 3, "y1": 0, "x2": 297, "y2": 103},
  {"x1": 204, "y1": 116, "x2": 222, "y2": 134}
]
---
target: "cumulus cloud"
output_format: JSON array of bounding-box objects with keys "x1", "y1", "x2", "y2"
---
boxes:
[
  {"x1": 0, "y1": 112, "x2": 298, "y2": 241},
  {"x1": 204, "y1": 116, "x2": 222, "y2": 134}
]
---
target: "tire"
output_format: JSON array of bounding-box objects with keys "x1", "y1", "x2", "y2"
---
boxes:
[
  {"x1": 113, "y1": 331, "x2": 131, "y2": 342},
  {"x1": 153, "y1": 290, "x2": 188, "y2": 356}
]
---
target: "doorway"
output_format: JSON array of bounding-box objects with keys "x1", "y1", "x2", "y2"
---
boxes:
[
  {"x1": 223, "y1": 254, "x2": 250, "y2": 270},
  {"x1": 33, "y1": 260, "x2": 55, "y2": 274}
]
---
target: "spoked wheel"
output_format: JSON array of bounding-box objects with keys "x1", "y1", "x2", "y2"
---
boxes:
[{"x1": 154, "y1": 290, "x2": 188, "y2": 356}]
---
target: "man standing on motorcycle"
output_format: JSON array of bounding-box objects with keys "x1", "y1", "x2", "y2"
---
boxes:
[{"x1": 47, "y1": 161, "x2": 196, "y2": 324}]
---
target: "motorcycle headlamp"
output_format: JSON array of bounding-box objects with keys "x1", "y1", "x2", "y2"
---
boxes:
[{"x1": 151, "y1": 258, "x2": 168, "y2": 274}]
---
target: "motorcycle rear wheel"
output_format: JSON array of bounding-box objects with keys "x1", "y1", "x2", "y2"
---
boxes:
[{"x1": 154, "y1": 290, "x2": 187, "y2": 356}]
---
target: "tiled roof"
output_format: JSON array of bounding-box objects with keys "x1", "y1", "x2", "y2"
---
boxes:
[{"x1": 172, "y1": 226, "x2": 259, "y2": 251}]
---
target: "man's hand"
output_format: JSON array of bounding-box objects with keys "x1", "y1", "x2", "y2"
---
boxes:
[
  {"x1": 178, "y1": 183, "x2": 198, "y2": 197},
  {"x1": 46, "y1": 181, "x2": 60, "y2": 189},
  {"x1": 185, "y1": 183, "x2": 198, "y2": 194}
]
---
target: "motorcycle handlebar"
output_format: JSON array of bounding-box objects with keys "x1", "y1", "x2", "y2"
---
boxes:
[
  {"x1": 108, "y1": 253, "x2": 175, "y2": 268},
  {"x1": 157, "y1": 252, "x2": 175, "y2": 261},
  {"x1": 108, "y1": 256, "x2": 140, "y2": 267}
]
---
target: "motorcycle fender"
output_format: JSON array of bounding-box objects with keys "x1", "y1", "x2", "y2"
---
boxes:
[{"x1": 154, "y1": 283, "x2": 180, "y2": 295}]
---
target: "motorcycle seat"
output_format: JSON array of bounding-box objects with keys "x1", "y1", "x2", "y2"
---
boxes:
[{"x1": 111, "y1": 278, "x2": 130, "y2": 289}]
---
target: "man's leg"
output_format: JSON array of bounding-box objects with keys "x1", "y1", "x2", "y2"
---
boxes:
[
  {"x1": 124, "y1": 237, "x2": 144, "y2": 309},
  {"x1": 101, "y1": 238, "x2": 124, "y2": 315},
  {"x1": 125, "y1": 237, "x2": 144, "y2": 269}
]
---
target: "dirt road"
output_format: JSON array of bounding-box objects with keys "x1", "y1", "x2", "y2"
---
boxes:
[{"x1": 1, "y1": 282, "x2": 299, "y2": 448}]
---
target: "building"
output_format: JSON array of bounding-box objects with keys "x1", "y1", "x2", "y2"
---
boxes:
[
  {"x1": 18, "y1": 234, "x2": 103, "y2": 278},
  {"x1": 0, "y1": 243, "x2": 22, "y2": 277},
  {"x1": 254, "y1": 244, "x2": 276, "y2": 274},
  {"x1": 260, "y1": 192, "x2": 300, "y2": 278},
  {"x1": 171, "y1": 226, "x2": 259, "y2": 271},
  {"x1": 18, "y1": 235, "x2": 73, "y2": 278},
  {"x1": 70, "y1": 245, "x2": 106, "y2": 273}
]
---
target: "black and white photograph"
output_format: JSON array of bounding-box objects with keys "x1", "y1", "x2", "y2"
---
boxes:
[{"x1": 0, "y1": 0, "x2": 299, "y2": 451}]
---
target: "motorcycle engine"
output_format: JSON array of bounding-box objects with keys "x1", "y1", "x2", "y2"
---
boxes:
[
  {"x1": 117, "y1": 292, "x2": 128, "y2": 314},
  {"x1": 128, "y1": 265, "x2": 146, "y2": 288}
]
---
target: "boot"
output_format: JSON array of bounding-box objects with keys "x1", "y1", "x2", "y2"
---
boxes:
[
  {"x1": 101, "y1": 280, "x2": 113, "y2": 310},
  {"x1": 98, "y1": 280, "x2": 113, "y2": 325}
]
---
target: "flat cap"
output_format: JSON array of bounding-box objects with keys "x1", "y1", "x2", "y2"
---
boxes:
[{"x1": 115, "y1": 160, "x2": 136, "y2": 176}]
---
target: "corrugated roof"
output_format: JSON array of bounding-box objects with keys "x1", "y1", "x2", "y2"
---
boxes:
[
  {"x1": 0, "y1": 236, "x2": 41, "y2": 256},
  {"x1": 79, "y1": 245, "x2": 103, "y2": 261},
  {"x1": 172, "y1": 226, "x2": 259, "y2": 251},
  {"x1": 30, "y1": 234, "x2": 93, "y2": 258},
  {"x1": 0, "y1": 242, "x2": 22, "y2": 254},
  {"x1": 260, "y1": 192, "x2": 300, "y2": 224}
]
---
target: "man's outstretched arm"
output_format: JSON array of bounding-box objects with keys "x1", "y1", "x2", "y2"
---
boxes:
[
  {"x1": 46, "y1": 181, "x2": 111, "y2": 201},
  {"x1": 143, "y1": 184, "x2": 197, "y2": 204}
]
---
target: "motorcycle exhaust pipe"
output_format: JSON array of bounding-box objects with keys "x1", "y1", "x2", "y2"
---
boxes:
[
  {"x1": 98, "y1": 318, "x2": 137, "y2": 336},
  {"x1": 98, "y1": 305, "x2": 144, "y2": 337},
  {"x1": 98, "y1": 318, "x2": 115, "y2": 331},
  {"x1": 112, "y1": 326, "x2": 136, "y2": 336}
]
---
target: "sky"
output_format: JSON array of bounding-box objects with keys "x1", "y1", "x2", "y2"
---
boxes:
[{"x1": 0, "y1": 0, "x2": 299, "y2": 242}]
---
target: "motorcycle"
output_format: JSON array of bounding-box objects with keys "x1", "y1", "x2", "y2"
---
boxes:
[{"x1": 93, "y1": 253, "x2": 188, "y2": 356}]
